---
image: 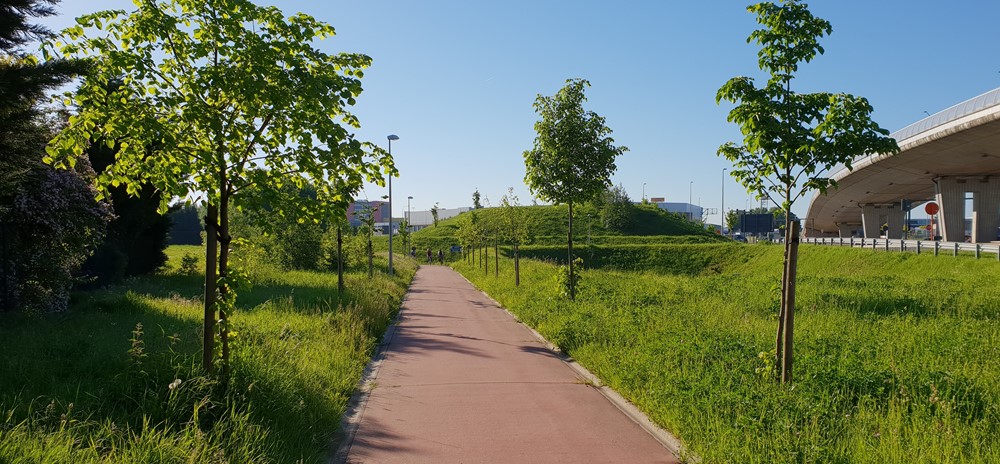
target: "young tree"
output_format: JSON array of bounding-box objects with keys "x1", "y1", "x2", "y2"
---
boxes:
[
  {"x1": 397, "y1": 217, "x2": 411, "y2": 255},
  {"x1": 498, "y1": 188, "x2": 532, "y2": 286},
  {"x1": 725, "y1": 209, "x2": 741, "y2": 235},
  {"x1": 717, "y1": 0, "x2": 897, "y2": 383},
  {"x1": 358, "y1": 203, "x2": 379, "y2": 277},
  {"x1": 430, "y1": 202, "x2": 440, "y2": 227},
  {"x1": 472, "y1": 189, "x2": 482, "y2": 209},
  {"x1": 523, "y1": 79, "x2": 627, "y2": 300},
  {"x1": 456, "y1": 209, "x2": 483, "y2": 266},
  {"x1": 44, "y1": 0, "x2": 393, "y2": 374},
  {"x1": 596, "y1": 184, "x2": 635, "y2": 233}
]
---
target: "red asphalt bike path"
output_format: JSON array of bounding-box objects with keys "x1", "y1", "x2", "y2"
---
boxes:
[{"x1": 339, "y1": 265, "x2": 678, "y2": 463}]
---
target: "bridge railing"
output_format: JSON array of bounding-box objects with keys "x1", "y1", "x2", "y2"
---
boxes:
[{"x1": 801, "y1": 237, "x2": 1000, "y2": 260}]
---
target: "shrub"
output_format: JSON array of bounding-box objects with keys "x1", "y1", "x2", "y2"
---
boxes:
[
  {"x1": 9, "y1": 162, "x2": 113, "y2": 312},
  {"x1": 553, "y1": 257, "x2": 584, "y2": 298},
  {"x1": 180, "y1": 253, "x2": 199, "y2": 275}
]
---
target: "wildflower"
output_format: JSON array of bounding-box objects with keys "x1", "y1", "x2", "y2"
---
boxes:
[{"x1": 168, "y1": 379, "x2": 182, "y2": 390}]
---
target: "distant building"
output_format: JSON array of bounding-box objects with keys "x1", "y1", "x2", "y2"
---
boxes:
[
  {"x1": 652, "y1": 201, "x2": 703, "y2": 222},
  {"x1": 405, "y1": 207, "x2": 472, "y2": 231},
  {"x1": 346, "y1": 200, "x2": 388, "y2": 228}
]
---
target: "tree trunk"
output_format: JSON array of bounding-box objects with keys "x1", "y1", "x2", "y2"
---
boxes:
[
  {"x1": 781, "y1": 221, "x2": 801, "y2": 383},
  {"x1": 493, "y1": 237, "x2": 500, "y2": 277},
  {"x1": 514, "y1": 243, "x2": 520, "y2": 286},
  {"x1": 218, "y1": 190, "x2": 231, "y2": 377},
  {"x1": 203, "y1": 204, "x2": 218, "y2": 374},
  {"x1": 367, "y1": 239, "x2": 373, "y2": 277},
  {"x1": 568, "y1": 201, "x2": 575, "y2": 300},
  {"x1": 774, "y1": 220, "x2": 790, "y2": 382},
  {"x1": 337, "y1": 226, "x2": 344, "y2": 295},
  {"x1": 485, "y1": 239, "x2": 489, "y2": 275}
]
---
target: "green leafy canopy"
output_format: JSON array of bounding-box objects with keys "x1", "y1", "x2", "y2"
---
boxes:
[
  {"x1": 42, "y1": 0, "x2": 394, "y2": 222},
  {"x1": 523, "y1": 78, "x2": 628, "y2": 206},
  {"x1": 715, "y1": 0, "x2": 898, "y2": 212}
]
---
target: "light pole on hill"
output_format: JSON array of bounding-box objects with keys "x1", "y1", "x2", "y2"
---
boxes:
[
  {"x1": 689, "y1": 181, "x2": 693, "y2": 220},
  {"x1": 722, "y1": 168, "x2": 727, "y2": 234},
  {"x1": 407, "y1": 195, "x2": 413, "y2": 251},
  {"x1": 387, "y1": 134, "x2": 399, "y2": 275}
]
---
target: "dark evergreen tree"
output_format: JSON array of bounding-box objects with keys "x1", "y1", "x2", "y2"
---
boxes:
[
  {"x1": 0, "y1": 0, "x2": 106, "y2": 311},
  {"x1": 81, "y1": 139, "x2": 172, "y2": 286},
  {"x1": 168, "y1": 204, "x2": 203, "y2": 245},
  {"x1": 0, "y1": 2, "x2": 85, "y2": 104}
]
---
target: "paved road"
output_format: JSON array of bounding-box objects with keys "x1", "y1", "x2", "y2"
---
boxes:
[{"x1": 340, "y1": 265, "x2": 678, "y2": 464}]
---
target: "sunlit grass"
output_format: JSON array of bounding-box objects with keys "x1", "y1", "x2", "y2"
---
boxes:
[
  {"x1": 453, "y1": 244, "x2": 1000, "y2": 463},
  {"x1": 0, "y1": 246, "x2": 416, "y2": 463}
]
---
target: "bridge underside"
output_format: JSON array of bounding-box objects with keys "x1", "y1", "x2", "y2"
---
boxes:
[{"x1": 807, "y1": 113, "x2": 1000, "y2": 243}]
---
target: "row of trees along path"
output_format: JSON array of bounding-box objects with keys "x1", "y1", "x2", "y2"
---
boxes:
[
  {"x1": 456, "y1": 188, "x2": 533, "y2": 287},
  {"x1": 44, "y1": 0, "x2": 394, "y2": 374}
]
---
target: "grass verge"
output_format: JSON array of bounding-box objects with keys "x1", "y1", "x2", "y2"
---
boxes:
[
  {"x1": 0, "y1": 245, "x2": 416, "y2": 463},
  {"x1": 452, "y1": 244, "x2": 1000, "y2": 463}
]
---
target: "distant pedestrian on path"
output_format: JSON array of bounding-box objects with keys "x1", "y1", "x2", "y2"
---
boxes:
[
  {"x1": 426, "y1": 248, "x2": 432, "y2": 264},
  {"x1": 438, "y1": 249, "x2": 444, "y2": 264}
]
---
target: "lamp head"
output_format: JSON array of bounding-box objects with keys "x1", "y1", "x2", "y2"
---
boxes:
[{"x1": 387, "y1": 134, "x2": 399, "y2": 141}]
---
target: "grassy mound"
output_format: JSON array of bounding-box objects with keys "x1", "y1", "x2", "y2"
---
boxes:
[
  {"x1": 453, "y1": 244, "x2": 1000, "y2": 463},
  {"x1": 0, "y1": 246, "x2": 416, "y2": 463},
  {"x1": 413, "y1": 204, "x2": 724, "y2": 248}
]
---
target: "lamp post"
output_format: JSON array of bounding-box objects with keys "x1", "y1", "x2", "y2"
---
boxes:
[
  {"x1": 387, "y1": 134, "x2": 399, "y2": 275},
  {"x1": 722, "y1": 168, "x2": 727, "y2": 234},
  {"x1": 642, "y1": 182, "x2": 646, "y2": 202},
  {"x1": 689, "y1": 181, "x2": 693, "y2": 219},
  {"x1": 407, "y1": 195, "x2": 413, "y2": 251}
]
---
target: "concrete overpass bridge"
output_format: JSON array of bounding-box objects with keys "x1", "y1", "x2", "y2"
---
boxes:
[{"x1": 806, "y1": 86, "x2": 1000, "y2": 243}]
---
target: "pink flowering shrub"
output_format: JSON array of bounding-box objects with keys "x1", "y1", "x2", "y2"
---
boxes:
[{"x1": 9, "y1": 160, "x2": 112, "y2": 312}]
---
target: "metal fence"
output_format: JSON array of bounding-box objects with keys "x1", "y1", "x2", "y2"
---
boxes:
[{"x1": 802, "y1": 236, "x2": 1000, "y2": 260}]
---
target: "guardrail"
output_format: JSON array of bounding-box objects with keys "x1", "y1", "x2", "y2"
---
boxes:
[{"x1": 801, "y1": 237, "x2": 1000, "y2": 260}]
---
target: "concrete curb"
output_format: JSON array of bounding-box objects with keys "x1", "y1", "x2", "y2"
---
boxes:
[
  {"x1": 327, "y1": 275, "x2": 414, "y2": 464},
  {"x1": 456, "y1": 272, "x2": 694, "y2": 463}
]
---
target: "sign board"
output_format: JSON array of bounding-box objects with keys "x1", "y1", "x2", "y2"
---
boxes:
[
  {"x1": 924, "y1": 202, "x2": 939, "y2": 215},
  {"x1": 739, "y1": 213, "x2": 775, "y2": 235},
  {"x1": 650, "y1": 197, "x2": 665, "y2": 203}
]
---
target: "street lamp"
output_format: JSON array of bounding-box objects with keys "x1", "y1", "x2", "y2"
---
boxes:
[
  {"x1": 642, "y1": 182, "x2": 646, "y2": 201},
  {"x1": 688, "y1": 181, "x2": 694, "y2": 219},
  {"x1": 407, "y1": 196, "x2": 413, "y2": 251},
  {"x1": 722, "y1": 168, "x2": 727, "y2": 234},
  {"x1": 387, "y1": 134, "x2": 399, "y2": 275}
]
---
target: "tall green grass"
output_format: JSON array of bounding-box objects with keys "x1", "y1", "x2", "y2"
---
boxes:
[
  {"x1": 453, "y1": 244, "x2": 1000, "y2": 463},
  {"x1": 0, "y1": 246, "x2": 416, "y2": 463}
]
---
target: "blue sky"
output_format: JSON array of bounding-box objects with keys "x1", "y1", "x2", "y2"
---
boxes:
[{"x1": 43, "y1": 1, "x2": 1000, "y2": 221}]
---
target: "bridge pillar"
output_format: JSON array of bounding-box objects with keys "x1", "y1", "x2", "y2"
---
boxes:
[
  {"x1": 861, "y1": 205, "x2": 882, "y2": 239},
  {"x1": 886, "y1": 206, "x2": 905, "y2": 239},
  {"x1": 837, "y1": 223, "x2": 859, "y2": 238},
  {"x1": 936, "y1": 177, "x2": 968, "y2": 242},
  {"x1": 971, "y1": 177, "x2": 1000, "y2": 243}
]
